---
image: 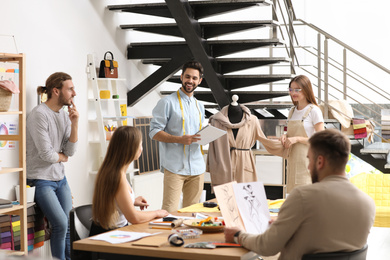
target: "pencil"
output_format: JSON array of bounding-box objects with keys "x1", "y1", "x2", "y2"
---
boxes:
[{"x1": 150, "y1": 226, "x2": 171, "y2": 230}]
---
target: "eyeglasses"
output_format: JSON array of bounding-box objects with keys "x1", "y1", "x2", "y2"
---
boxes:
[{"x1": 288, "y1": 88, "x2": 302, "y2": 93}]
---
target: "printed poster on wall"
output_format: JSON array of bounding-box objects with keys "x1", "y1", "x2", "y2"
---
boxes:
[{"x1": 0, "y1": 121, "x2": 18, "y2": 150}]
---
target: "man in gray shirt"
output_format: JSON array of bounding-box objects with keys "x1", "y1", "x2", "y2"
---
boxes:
[{"x1": 26, "y1": 72, "x2": 79, "y2": 260}]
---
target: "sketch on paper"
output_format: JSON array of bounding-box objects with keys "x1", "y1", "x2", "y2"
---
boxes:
[
  {"x1": 213, "y1": 181, "x2": 245, "y2": 230},
  {"x1": 233, "y1": 182, "x2": 270, "y2": 234}
]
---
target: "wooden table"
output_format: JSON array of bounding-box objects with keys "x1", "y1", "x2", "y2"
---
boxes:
[{"x1": 73, "y1": 213, "x2": 279, "y2": 260}]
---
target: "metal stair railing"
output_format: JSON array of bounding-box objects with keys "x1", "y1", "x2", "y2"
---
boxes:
[
  {"x1": 273, "y1": 0, "x2": 390, "y2": 142},
  {"x1": 296, "y1": 51, "x2": 390, "y2": 143},
  {"x1": 291, "y1": 24, "x2": 390, "y2": 131},
  {"x1": 298, "y1": 45, "x2": 390, "y2": 105}
]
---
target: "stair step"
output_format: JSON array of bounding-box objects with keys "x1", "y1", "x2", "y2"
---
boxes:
[
  {"x1": 204, "y1": 104, "x2": 290, "y2": 119},
  {"x1": 141, "y1": 58, "x2": 171, "y2": 66},
  {"x1": 323, "y1": 119, "x2": 341, "y2": 123},
  {"x1": 360, "y1": 142, "x2": 390, "y2": 154},
  {"x1": 360, "y1": 148, "x2": 390, "y2": 154},
  {"x1": 128, "y1": 39, "x2": 284, "y2": 59},
  {"x1": 203, "y1": 108, "x2": 343, "y2": 120},
  {"x1": 141, "y1": 57, "x2": 290, "y2": 73},
  {"x1": 121, "y1": 20, "x2": 278, "y2": 39},
  {"x1": 168, "y1": 74, "x2": 291, "y2": 89},
  {"x1": 216, "y1": 57, "x2": 290, "y2": 73},
  {"x1": 205, "y1": 103, "x2": 292, "y2": 109},
  {"x1": 223, "y1": 74, "x2": 292, "y2": 89},
  {"x1": 160, "y1": 90, "x2": 289, "y2": 103},
  {"x1": 351, "y1": 141, "x2": 389, "y2": 173},
  {"x1": 253, "y1": 108, "x2": 287, "y2": 119},
  {"x1": 208, "y1": 39, "x2": 284, "y2": 57},
  {"x1": 108, "y1": 0, "x2": 272, "y2": 20}
]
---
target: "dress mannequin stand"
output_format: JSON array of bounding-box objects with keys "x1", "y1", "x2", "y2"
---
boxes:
[
  {"x1": 228, "y1": 95, "x2": 243, "y2": 139},
  {"x1": 206, "y1": 95, "x2": 287, "y2": 187}
]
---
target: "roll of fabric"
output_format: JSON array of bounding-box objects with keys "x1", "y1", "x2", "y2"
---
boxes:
[{"x1": 353, "y1": 118, "x2": 367, "y2": 139}]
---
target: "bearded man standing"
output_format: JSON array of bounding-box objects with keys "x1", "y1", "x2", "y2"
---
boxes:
[
  {"x1": 150, "y1": 60, "x2": 205, "y2": 212},
  {"x1": 26, "y1": 72, "x2": 79, "y2": 260}
]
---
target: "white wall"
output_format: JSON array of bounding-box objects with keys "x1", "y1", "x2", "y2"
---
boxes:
[
  {"x1": 293, "y1": 0, "x2": 390, "y2": 68},
  {"x1": 1, "y1": 0, "x2": 388, "y2": 207},
  {"x1": 0, "y1": 0, "x2": 162, "y2": 206}
]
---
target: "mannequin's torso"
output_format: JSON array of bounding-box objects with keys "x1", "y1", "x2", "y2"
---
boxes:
[{"x1": 228, "y1": 104, "x2": 243, "y2": 139}]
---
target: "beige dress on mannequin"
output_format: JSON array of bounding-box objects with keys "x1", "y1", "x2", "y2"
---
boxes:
[
  {"x1": 286, "y1": 105, "x2": 314, "y2": 193},
  {"x1": 207, "y1": 105, "x2": 288, "y2": 188}
]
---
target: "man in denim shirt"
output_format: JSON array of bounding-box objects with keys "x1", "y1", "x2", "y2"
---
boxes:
[{"x1": 150, "y1": 61, "x2": 205, "y2": 212}]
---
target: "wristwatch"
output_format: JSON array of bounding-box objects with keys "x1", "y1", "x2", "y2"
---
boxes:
[{"x1": 233, "y1": 231, "x2": 241, "y2": 244}]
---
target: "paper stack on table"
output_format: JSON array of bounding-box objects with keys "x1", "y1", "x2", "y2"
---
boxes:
[{"x1": 89, "y1": 230, "x2": 156, "y2": 244}]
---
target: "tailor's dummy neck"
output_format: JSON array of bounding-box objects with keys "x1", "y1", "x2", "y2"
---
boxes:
[
  {"x1": 228, "y1": 95, "x2": 243, "y2": 139},
  {"x1": 228, "y1": 95, "x2": 243, "y2": 124}
]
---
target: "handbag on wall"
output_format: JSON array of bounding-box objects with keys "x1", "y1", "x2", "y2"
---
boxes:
[{"x1": 98, "y1": 51, "x2": 118, "y2": 78}]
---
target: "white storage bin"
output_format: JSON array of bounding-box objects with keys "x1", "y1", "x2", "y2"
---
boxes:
[{"x1": 15, "y1": 185, "x2": 35, "y2": 203}]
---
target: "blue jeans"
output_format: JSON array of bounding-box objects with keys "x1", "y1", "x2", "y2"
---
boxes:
[{"x1": 28, "y1": 177, "x2": 72, "y2": 260}]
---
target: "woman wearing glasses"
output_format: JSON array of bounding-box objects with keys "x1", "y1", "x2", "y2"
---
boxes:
[{"x1": 281, "y1": 75, "x2": 324, "y2": 193}]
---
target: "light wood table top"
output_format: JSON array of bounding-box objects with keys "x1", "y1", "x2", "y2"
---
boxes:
[{"x1": 73, "y1": 212, "x2": 279, "y2": 260}]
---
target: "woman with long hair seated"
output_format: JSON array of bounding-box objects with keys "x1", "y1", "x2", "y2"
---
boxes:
[{"x1": 90, "y1": 126, "x2": 169, "y2": 236}]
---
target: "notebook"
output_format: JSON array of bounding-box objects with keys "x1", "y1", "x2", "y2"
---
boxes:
[
  {"x1": 195, "y1": 125, "x2": 227, "y2": 145},
  {"x1": 0, "y1": 199, "x2": 13, "y2": 209}
]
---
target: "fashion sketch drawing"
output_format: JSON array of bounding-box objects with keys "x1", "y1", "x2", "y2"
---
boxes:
[{"x1": 233, "y1": 182, "x2": 270, "y2": 234}]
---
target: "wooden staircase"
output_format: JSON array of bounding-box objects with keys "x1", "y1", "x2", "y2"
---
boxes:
[{"x1": 108, "y1": 0, "x2": 293, "y2": 116}]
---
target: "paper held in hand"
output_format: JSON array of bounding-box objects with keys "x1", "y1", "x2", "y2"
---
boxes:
[
  {"x1": 194, "y1": 125, "x2": 227, "y2": 145},
  {"x1": 214, "y1": 181, "x2": 270, "y2": 234}
]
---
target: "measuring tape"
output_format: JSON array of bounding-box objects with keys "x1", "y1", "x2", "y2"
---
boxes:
[{"x1": 168, "y1": 233, "x2": 184, "y2": 247}]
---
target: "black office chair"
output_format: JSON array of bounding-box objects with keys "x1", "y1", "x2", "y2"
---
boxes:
[
  {"x1": 70, "y1": 204, "x2": 93, "y2": 260},
  {"x1": 302, "y1": 244, "x2": 368, "y2": 260}
]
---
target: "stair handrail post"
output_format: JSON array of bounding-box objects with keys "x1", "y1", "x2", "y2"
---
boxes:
[
  {"x1": 288, "y1": 7, "x2": 295, "y2": 75},
  {"x1": 269, "y1": 0, "x2": 279, "y2": 103},
  {"x1": 317, "y1": 33, "x2": 322, "y2": 104},
  {"x1": 324, "y1": 37, "x2": 329, "y2": 119},
  {"x1": 272, "y1": 0, "x2": 278, "y2": 39},
  {"x1": 284, "y1": 0, "x2": 297, "y2": 20},
  {"x1": 343, "y1": 48, "x2": 347, "y2": 100},
  {"x1": 273, "y1": 0, "x2": 292, "y2": 75},
  {"x1": 269, "y1": 31, "x2": 274, "y2": 103}
]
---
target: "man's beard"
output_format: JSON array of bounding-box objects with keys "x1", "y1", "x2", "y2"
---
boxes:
[
  {"x1": 59, "y1": 92, "x2": 72, "y2": 106},
  {"x1": 311, "y1": 167, "x2": 319, "y2": 184},
  {"x1": 182, "y1": 82, "x2": 197, "y2": 94}
]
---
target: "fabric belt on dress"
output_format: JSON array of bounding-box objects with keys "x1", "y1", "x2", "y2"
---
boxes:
[{"x1": 230, "y1": 147, "x2": 250, "y2": 152}]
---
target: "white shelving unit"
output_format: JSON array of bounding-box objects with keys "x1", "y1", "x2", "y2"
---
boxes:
[
  {"x1": 86, "y1": 54, "x2": 137, "y2": 175},
  {"x1": 0, "y1": 53, "x2": 27, "y2": 255}
]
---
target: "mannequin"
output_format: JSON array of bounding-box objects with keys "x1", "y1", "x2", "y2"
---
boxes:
[
  {"x1": 206, "y1": 99, "x2": 287, "y2": 187},
  {"x1": 228, "y1": 95, "x2": 243, "y2": 139}
]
